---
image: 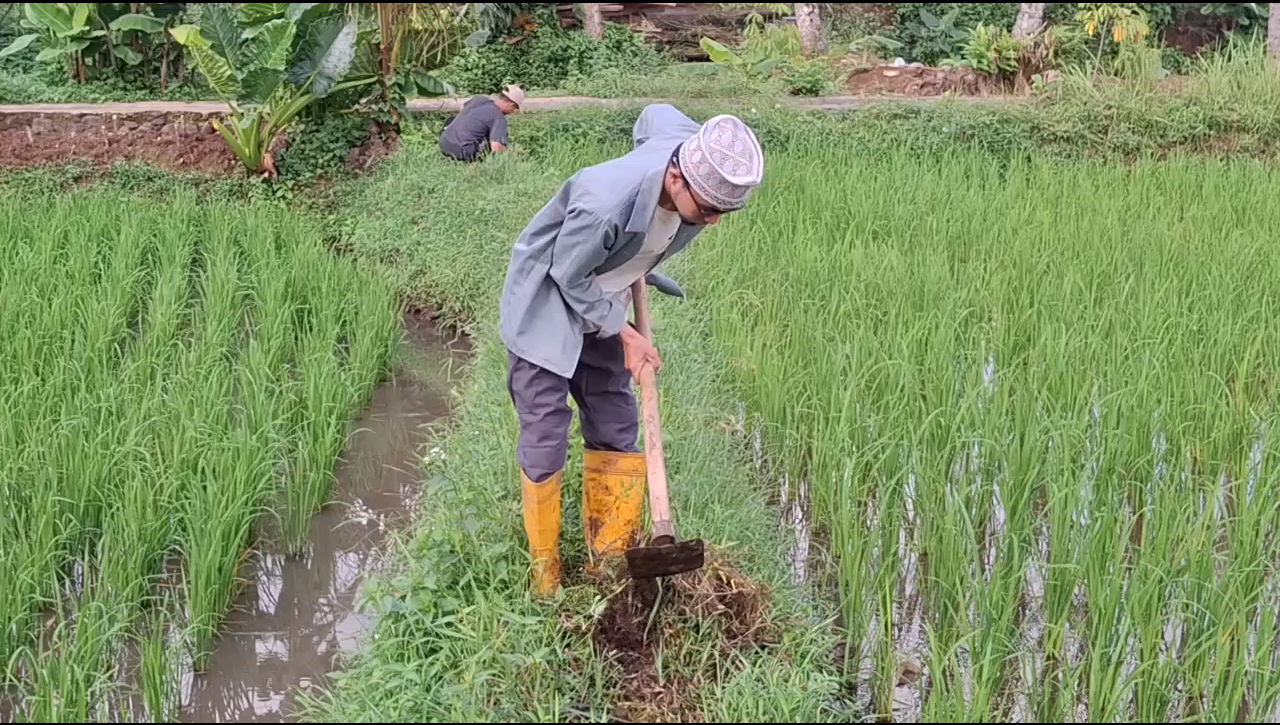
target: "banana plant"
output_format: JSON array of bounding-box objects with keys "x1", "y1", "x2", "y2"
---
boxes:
[
  {"x1": 343, "y1": 3, "x2": 475, "y2": 125},
  {"x1": 0, "y1": 3, "x2": 183, "y2": 82},
  {"x1": 1, "y1": 4, "x2": 101, "y2": 82},
  {"x1": 699, "y1": 12, "x2": 803, "y2": 78},
  {"x1": 170, "y1": 3, "x2": 375, "y2": 176}
]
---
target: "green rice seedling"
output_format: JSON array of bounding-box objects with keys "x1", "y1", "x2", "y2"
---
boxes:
[
  {"x1": 136, "y1": 593, "x2": 188, "y2": 724},
  {"x1": 12, "y1": 593, "x2": 130, "y2": 723},
  {"x1": 284, "y1": 342, "x2": 354, "y2": 550},
  {"x1": 689, "y1": 144, "x2": 1280, "y2": 720},
  {"x1": 0, "y1": 189, "x2": 401, "y2": 716}
]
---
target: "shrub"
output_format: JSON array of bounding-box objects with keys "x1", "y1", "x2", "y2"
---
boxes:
[
  {"x1": 780, "y1": 58, "x2": 831, "y2": 95},
  {"x1": 963, "y1": 23, "x2": 1020, "y2": 79},
  {"x1": 439, "y1": 21, "x2": 663, "y2": 95},
  {"x1": 889, "y1": 3, "x2": 1181, "y2": 65},
  {"x1": 274, "y1": 112, "x2": 372, "y2": 183},
  {"x1": 893, "y1": 3, "x2": 1018, "y2": 64}
]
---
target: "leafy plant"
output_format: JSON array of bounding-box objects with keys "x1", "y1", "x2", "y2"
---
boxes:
[
  {"x1": 700, "y1": 11, "x2": 803, "y2": 78},
  {"x1": 846, "y1": 32, "x2": 905, "y2": 66},
  {"x1": 718, "y1": 2, "x2": 793, "y2": 13},
  {"x1": 1200, "y1": 2, "x2": 1270, "y2": 28},
  {"x1": 3, "y1": 4, "x2": 104, "y2": 82},
  {"x1": 466, "y1": 2, "x2": 545, "y2": 38},
  {"x1": 1019, "y1": 22, "x2": 1091, "y2": 75},
  {"x1": 1, "y1": 3, "x2": 187, "y2": 85},
  {"x1": 780, "y1": 56, "x2": 829, "y2": 95},
  {"x1": 1075, "y1": 3, "x2": 1152, "y2": 76},
  {"x1": 1112, "y1": 36, "x2": 1167, "y2": 81},
  {"x1": 171, "y1": 3, "x2": 475, "y2": 175},
  {"x1": 273, "y1": 110, "x2": 370, "y2": 182},
  {"x1": 701, "y1": 37, "x2": 777, "y2": 76},
  {"x1": 441, "y1": 19, "x2": 660, "y2": 94},
  {"x1": 341, "y1": 3, "x2": 480, "y2": 125},
  {"x1": 170, "y1": 3, "x2": 374, "y2": 176},
  {"x1": 902, "y1": 7, "x2": 971, "y2": 65},
  {"x1": 963, "y1": 23, "x2": 1019, "y2": 78}
]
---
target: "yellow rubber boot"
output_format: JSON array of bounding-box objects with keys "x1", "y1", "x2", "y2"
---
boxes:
[
  {"x1": 521, "y1": 469, "x2": 562, "y2": 598},
  {"x1": 581, "y1": 449, "x2": 647, "y2": 575}
]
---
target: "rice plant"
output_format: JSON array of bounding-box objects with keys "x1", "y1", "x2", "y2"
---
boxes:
[
  {"x1": 692, "y1": 146, "x2": 1280, "y2": 721},
  {"x1": 0, "y1": 190, "x2": 400, "y2": 717}
]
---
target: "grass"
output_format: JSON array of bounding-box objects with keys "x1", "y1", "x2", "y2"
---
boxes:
[
  {"x1": 0, "y1": 189, "x2": 401, "y2": 721},
  {"x1": 690, "y1": 144, "x2": 1280, "y2": 721},
  {"x1": 294, "y1": 55, "x2": 1280, "y2": 717},
  {"x1": 3, "y1": 45, "x2": 1278, "y2": 721},
  {"x1": 554, "y1": 62, "x2": 793, "y2": 102},
  {"x1": 294, "y1": 129, "x2": 846, "y2": 723},
  {"x1": 295, "y1": 56, "x2": 1280, "y2": 719}
]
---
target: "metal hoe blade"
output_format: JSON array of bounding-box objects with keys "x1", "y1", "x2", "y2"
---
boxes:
[{"x1": 625, "y1": 535, "x2": 705, "y2": 580}]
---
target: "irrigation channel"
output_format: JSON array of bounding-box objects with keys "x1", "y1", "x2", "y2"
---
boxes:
[{"x1": 169, "y1": 312, "x2": 469, "y2": 723}]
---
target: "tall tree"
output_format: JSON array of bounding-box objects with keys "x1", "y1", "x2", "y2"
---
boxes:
[
  {"x1": 1268, "y1": 3, "x2": 1279, "y2": 62},
  {"x1": 582, "y1": 3, "x2": 603, "y2": 39},
  {"x1": 1012, "y1": 3, "x2": 1048, "y2": 41},
  {"x1": 795, "y1": 2, "x2": 826, "y2": 57}
]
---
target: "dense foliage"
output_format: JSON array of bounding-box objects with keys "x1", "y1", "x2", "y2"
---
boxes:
[
  {"x1": 439, "y1": 16, "x2": 663, "y2": 95},
  {"x1": 167, "y1": 3, "x2": 483, "y2": 175},
  {"x1": 1, "y1": 3, "x2": 189, "y2": 85}
]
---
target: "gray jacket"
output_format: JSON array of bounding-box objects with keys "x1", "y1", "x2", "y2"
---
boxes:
[{"x1": 499, "y1": 103, "x2": 703, "y2": 379}]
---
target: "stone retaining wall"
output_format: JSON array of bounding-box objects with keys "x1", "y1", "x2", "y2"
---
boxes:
[
  {"x1": 0, "y1": 93, "x2": 997, "y2": 133},
  {"x1": 0, "y1": 110, "x2": 220, "y2": 136}
]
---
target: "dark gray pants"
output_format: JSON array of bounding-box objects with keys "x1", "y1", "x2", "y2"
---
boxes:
[{"x1": 507, "y1": 335, "x2": 639, "y2": 483}]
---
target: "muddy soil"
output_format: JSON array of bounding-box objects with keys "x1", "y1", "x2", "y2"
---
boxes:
[
  {"x1": 586, "y1": 554, "x2": 774, "y2": 722},
  {"x1": 169, "y1": 312, "x2": 470, "y2": 723},
  {"x1": 0, "y1": 115, "x2": 400, "y2": 177},
  {"x1": 0, "y1": 122, "x2": 242, "y2": 174}
]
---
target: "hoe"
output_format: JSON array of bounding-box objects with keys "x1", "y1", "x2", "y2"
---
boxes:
[{"x1": 623, "y1": 277, "x2": 706, "y2": 580}]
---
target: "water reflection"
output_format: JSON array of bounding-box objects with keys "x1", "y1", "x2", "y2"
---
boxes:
[{"x1": 173, "y1": 315, "x2": 469, "y2": 723}]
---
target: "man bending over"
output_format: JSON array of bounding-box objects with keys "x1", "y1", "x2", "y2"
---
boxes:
[{"x1": 438, "y1": 84, "x2": 524, "y2": 161}]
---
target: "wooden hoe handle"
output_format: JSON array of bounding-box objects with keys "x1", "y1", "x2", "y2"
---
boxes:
[{"x1": 630, "y1": 279, "x2": 675, "y2": 543}]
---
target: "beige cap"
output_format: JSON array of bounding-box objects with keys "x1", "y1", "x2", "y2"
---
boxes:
[{"x1": 502, "y1": 84, "x2": 526, "y2": 107}]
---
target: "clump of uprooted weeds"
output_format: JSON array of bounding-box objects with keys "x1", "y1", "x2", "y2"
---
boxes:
[{"x1": 560, "y1": 546, "x2": 779, "y2": 722}]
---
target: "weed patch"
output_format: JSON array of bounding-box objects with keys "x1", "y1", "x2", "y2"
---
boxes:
[{"x1": 568, "y1": 553, "x2": 775, "y2": 722}]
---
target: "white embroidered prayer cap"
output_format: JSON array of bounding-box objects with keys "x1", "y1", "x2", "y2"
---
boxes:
[{"x1": 677, "y1": 114, "x2": 764, "y2": 212}]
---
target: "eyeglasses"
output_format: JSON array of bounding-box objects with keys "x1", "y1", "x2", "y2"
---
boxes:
[
  {"x1": 669, "y1": 145, "x2": 733, "y2": 221},
  {"x1": 684, "y1": 183, "x2": 728, "y2": 219}
]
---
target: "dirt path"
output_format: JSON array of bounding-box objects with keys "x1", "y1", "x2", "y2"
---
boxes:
[{"x1": 0, "y1": 93, "x2": 1010, "y2": 118}]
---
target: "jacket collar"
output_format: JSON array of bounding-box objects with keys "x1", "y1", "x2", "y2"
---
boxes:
[{"x1": 625, "y1": 163, "x2": 666, "y2": 233}]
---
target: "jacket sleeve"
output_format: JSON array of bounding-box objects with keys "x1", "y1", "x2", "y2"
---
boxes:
[{"x1": 547, "y1": 204, "x2": 629, "y2": 338}]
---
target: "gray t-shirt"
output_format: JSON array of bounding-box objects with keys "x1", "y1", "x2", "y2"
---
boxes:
[{"x1": 438, "y1": 96, "x2": 508, "y2": 160}]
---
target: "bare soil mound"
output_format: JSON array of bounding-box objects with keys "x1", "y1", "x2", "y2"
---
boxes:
[
  {"x1": 0, "y1": 120, "x2": 240, "y2": 174},
  {"x1": 0, "y1": 112, "x2": 400, "y2": 178},
  {"x1": 843, "y1": 63, "x2": 1005, "y2": 97},
  {"x1": 571, "y1": 552, "x2": 777, "y2": 722}
]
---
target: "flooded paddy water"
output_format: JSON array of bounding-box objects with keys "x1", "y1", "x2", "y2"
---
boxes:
[
  {"x1": 1, "y1": 313, "x2": 471, "y2": 724},
  {"x1": 175, "y1": 313, "x2": 472, "y2": 723}
]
